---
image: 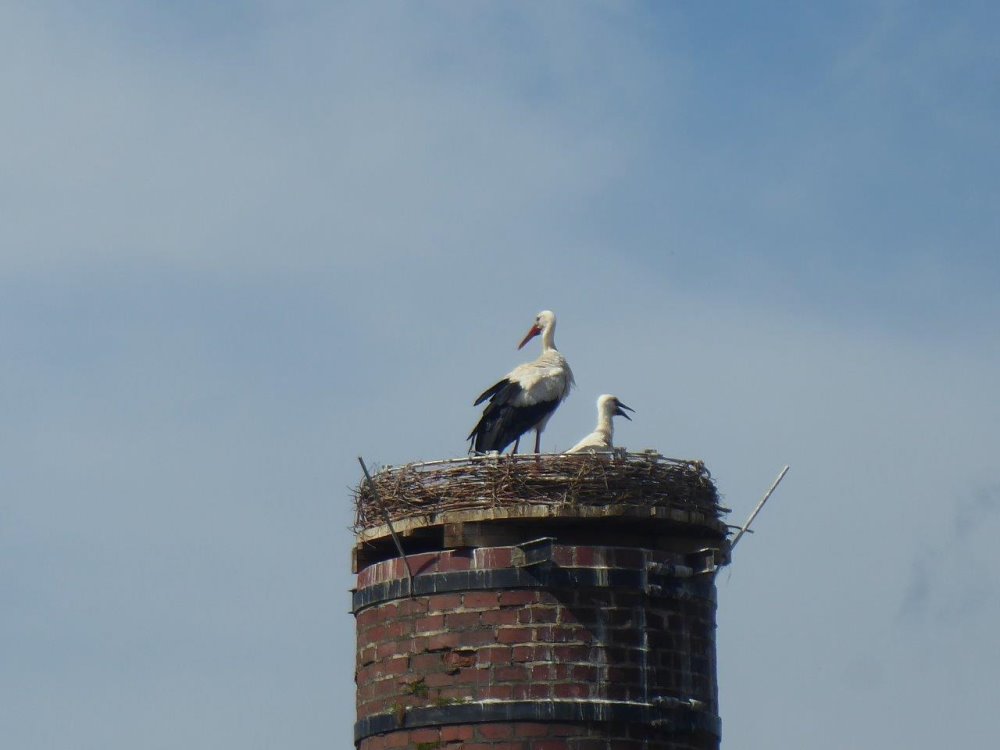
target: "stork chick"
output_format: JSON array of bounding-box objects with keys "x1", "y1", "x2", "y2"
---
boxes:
[{"x1": 566, "y1": 394, "x2": 635, "y2": 454}]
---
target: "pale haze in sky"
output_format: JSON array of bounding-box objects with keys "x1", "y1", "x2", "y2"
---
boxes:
[{"x1": 2, "y1": 2, "x2": 999, "y2": 748}]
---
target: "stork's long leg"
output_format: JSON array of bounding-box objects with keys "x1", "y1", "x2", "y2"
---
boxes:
[
  {"x1": 511, "y1": 437, "x2": 520, "y2": 455},
  {"x1": 534, "y1": 430, "x2": 541, "y2": 454}
]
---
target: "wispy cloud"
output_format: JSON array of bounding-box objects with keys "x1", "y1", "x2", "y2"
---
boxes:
[{"x1": 898, "y1": 484, "x2": 1000, "y2": 624}]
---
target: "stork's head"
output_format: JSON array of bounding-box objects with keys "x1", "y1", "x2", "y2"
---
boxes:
[
  {"x1": 598, "y1": 394, "x2": 635, "y2": 421},
  {"x1": 518, "y1": 310, "x2": 556, "y2": 350}
]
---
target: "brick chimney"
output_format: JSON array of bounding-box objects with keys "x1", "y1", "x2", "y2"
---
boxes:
[{"x1": 352, "y1": 454, "x2": 727, "y2": 749}]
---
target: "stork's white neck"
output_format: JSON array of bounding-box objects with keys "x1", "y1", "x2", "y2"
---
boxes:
[
  {"x1": 540, "y1": 322, "x2": 557, "y2": 352},
  {"x1": 596, "y1": 408, "x2": 615, "y2": 439}
]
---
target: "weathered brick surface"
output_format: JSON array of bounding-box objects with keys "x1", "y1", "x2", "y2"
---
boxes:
[{"x1": 355, "y1": 544, "x2": 719, "y2": 749}]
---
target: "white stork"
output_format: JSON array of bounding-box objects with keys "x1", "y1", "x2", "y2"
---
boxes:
[
  {"x1": 468, "y1": 310, "x2": 574, "y2": 454},
  {"x1": 566, "y1": 394, "x2": 634, "y2": 454}
]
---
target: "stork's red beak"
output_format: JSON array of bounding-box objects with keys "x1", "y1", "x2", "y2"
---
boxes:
[{"x1": 517, "y1": 324, "x2": 542, "y2": 350}]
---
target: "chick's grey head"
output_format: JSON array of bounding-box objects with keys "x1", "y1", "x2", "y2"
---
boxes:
[{"x1": 598, "y1": 394, "x2": 634, "y2": 421}]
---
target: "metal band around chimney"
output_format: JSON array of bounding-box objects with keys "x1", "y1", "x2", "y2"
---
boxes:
[
  {"x1": 353, "y1": 699, "x2": 722, "y2": 742},
  {"x1": 351, "y1": 565, "x2": 717, "y2": 613}
]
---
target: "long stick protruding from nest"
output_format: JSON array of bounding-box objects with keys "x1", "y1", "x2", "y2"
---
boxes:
[
  {"x1": 730, "y1": 465, "x2": 789, "y2": 551},
  {"x1": 358, "y1": 456, "x2": 415, "y2": 597}
]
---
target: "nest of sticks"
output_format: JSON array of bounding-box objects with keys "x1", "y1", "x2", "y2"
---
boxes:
[{"x1": 353, "y1": 451, "x2": 722, "y2": 532}]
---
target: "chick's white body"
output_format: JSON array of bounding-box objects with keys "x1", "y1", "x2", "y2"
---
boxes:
[{"x1": 566, "y1": 394, "x2": 633, "y2": 454}]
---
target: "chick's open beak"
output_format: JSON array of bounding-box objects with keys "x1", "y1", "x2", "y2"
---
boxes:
[{"x1": 615, "y1": 401, "x2": 635, "y2": 420}]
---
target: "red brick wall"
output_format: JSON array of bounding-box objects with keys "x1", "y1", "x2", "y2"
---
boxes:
[{"x1": 354, "y1": 544, "x2": 719, "y2": 749}]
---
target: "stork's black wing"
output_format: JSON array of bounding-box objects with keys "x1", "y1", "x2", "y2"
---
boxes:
[{"x1": 467, "y1": 379, "x2": 558, "y2": 454}]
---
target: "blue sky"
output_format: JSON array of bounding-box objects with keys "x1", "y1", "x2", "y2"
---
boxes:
[{"x1": 3, "y1": 2, "x2": 999, "y2": 748}]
